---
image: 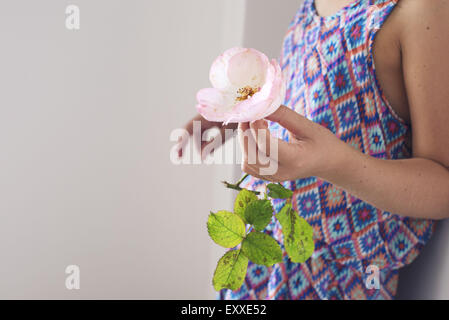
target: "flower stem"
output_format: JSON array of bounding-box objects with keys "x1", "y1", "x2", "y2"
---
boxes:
[
  {"x1": 236, "y1": 173, "x2": 249, "y2": 187},
  {"x1": 221, "y1": 174, "x2": 260, "y2": 195}
]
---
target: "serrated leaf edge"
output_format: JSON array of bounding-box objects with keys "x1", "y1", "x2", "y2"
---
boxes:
[
  {"x1": 212, "y1": 249, "x2": 248, "y2": 291},
  {"x1": 241, "y1": 231, "x2": 283, "y2": 266},
  {"x1": 207, "y1": 211, "x2": 245, "y2": 248}
]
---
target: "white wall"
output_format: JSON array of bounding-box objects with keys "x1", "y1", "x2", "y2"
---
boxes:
[
  {"x1": 243, "y1": 0, "x2": 303, "y2": 59},
  {"x1": 0, "y1": 0, "x2": 244, "y2": 299},
  {"x1": 2, "y1": 0, "x2": 438, "y2": 301}
]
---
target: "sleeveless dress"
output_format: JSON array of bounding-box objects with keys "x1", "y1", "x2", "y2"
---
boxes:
[{"x1": 219, "y1": 0, "x2": 435, "y2": 300}]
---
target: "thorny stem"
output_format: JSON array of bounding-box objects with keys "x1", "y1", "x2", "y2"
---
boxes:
[{"x1": 221, "y1": 174, "x2": 260, "y2": 195}]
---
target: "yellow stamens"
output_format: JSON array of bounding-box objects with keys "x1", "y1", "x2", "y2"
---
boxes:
[{"x1": 235, "y1": 86, "x2": 260, "y2": 102}]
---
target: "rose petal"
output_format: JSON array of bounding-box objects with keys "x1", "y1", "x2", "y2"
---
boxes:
[
  {"x1": 196, "y1": 104, "x2": 228, "y2": 122},
  {"x1": 196, "y1": 88, "x2": 235, "y2": 111},
  {"x1": 258, "y1": 60, "x2": 286, "y2": 119},
  {"x1": 226, "y1": 48, "x2": 270, "y2": 89},
  {"x1": 197, "y1": 48, "x2": 286, "y2": 124},
  {"x1": 209, "y1": 47, "x2": 247, "y2": 90},
  {"x1": 223, "y1": 99, "x2": 273, "y2": 124},
  {"x1": 229, "y1": 60, "x2": 283, "y2": 121}
]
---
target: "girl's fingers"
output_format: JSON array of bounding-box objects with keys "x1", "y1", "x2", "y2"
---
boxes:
[
  {"x1": 241, "y1": 162, "x2": 277, "y2": 182},
  {"x1": 239, "y1": 121, "x2": 281, "y2": 179},
  {"x1": 249, "y1": 120, "x2": 271, "y2": 157},
  {"x1": 238, "y1": 122, "x2": 252, "y2": 163},
  {"x1": 239, "y1": 122, "x2": 269, "y2": 167},
  {"x1": 249, "y1": 119, "x2": 299, "y2": 165},
  {"x1": 200, "y1": 126, "x2": 224, "y2": 157},
  {"x1": 266, "y1": 105, "x2": 314, "y2": 139}
]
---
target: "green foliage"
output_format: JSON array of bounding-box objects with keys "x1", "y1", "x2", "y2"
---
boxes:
[
  {"x1": 244, "y1": 199, "x2": 273, "y2": 231},
  {"x1": 266, "y1": 183, "x2": 293, "y2": 199},
  {"x1": 208, "y1": 177, "x2": 315, "y2": 292},
  {"x1": 276, "y1": 203, "x2": 314, "y2": 263},
  {"x1": 241, "y1": 231, "x2": 283, "y2": 266},
  {"x1": 207, "y1": 211, "x2": 246, "y2": 248},
  {"x1": 234, "y1": 189, "x2": 258, "y2": 223},
  {"x1": 212, "y1": 250, "x2": 248, "y2": 291}
]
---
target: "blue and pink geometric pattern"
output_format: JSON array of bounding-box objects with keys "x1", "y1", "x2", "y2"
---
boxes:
[{"x1": 219, "y1": 0, "x2": 435, "y2": 300}]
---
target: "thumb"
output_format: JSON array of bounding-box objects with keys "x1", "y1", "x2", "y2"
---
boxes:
[{"x1": 266, "y1": 105, "x2": 313, "y2": 139}]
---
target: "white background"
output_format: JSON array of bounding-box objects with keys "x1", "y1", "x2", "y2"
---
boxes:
[{"x1": 0, "y1": 0, "x2": 446, "y2": 299}]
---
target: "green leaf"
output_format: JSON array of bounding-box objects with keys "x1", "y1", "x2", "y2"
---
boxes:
[
  {"x1": 207, "y1": 211, "x2": 246, "y2": 248},
  {"x1": 212, "y1": 249, "x2": 248, "y2": 291},
  {"x1": 276, "y1": 203, "x2": 314, "y2": 263},
  {"x1": 241, "y1": 231, "x2": 283, "y2": 266},
  {"x1": 267, "y1": 183, "x2": 293, "y2": 199},
  {"x1": 244, "y1": 199, "x2": 273, "y2": 231},
  {"x1": 234, "y1": 189, "x2": 258, "y2": 224}
]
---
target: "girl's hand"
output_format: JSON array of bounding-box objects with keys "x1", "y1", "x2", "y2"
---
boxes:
[
  {"x1": 178, "y1": 114, "x2": 238, "y2": 159},
  {"x1": 238, "y1": 105, "x2": 351, "y2": 182}
]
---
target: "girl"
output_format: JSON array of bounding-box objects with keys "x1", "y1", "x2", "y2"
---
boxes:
[{"x1": 182, "y1": 0, "x2": 449, "y2": 299}]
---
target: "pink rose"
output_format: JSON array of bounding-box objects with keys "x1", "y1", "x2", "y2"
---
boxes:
[{"x1": 196, "y1": 47, "x2": 286, "y2": 124}]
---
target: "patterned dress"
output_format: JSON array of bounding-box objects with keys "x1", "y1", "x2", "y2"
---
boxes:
[{"x1": 219, "y1": 0, "x2": 435, "y2": 300}]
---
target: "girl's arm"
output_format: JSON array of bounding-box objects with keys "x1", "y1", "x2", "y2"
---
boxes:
[
  {"x1": 239, "y1": 0, "x2": 449, "y2": 220},
  {"x1": 330, "y1": 0, "x2": 449, "y2": 219},
  {"x1": 321, "y1": 148, "x2": 449, "y2": 220}
]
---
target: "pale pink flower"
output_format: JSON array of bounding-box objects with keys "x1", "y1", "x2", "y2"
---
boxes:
[{"x1": 196, "y1": 47, "x2": 286, "y2": 124}]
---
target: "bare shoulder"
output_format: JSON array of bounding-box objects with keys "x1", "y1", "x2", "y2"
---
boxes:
[
  {"x1": 395, "y1": 0, "x2": 449, "y2": 16},
  {"x1": 395, "y1": 0, "x2": 449, "y2": 39},
  {"x1": 371, "y1": 0, "x2": 449, "y2": 50},
  {"x1": 394, "y1": 0, "x2": 449, "y2": 165}
]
